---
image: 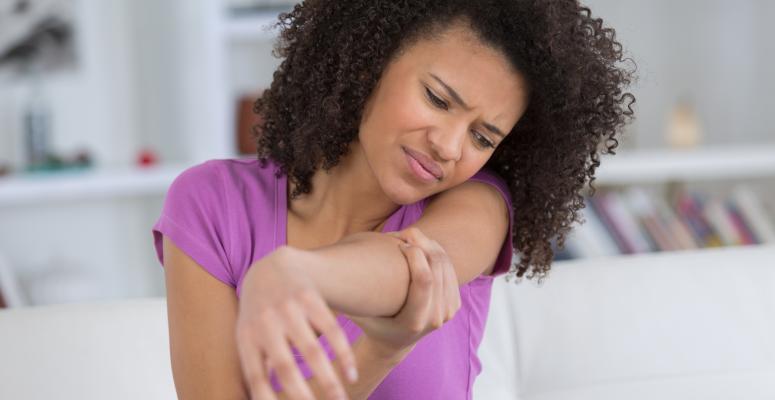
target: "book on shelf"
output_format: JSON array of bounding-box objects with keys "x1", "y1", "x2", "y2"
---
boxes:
[
  {"x1": 553, "y1": 185, "x2": 775, "y2": 260},
  {"x1": 651, "y1": 194, "x2": 700, "y2": 250},
  {"x1": 623, "y1": 188, "x2": 678, "y2": 252},
  {"x1": 560, "y1": 204, "x2": 620, "y2": 258},
  {"x1": 730, "y1": 186, "x2": 775, "y2": 243},
  {"x1": 587, "y1": 193, "x2": 630, "y2": 254},
  {"x1": 591, "y1": 191, "x2": 653, "y2": 254},
  {"x1": 676, "y1": 192, "x2": 724, "y2": 248},
  {"x1": 703, "y1": 197, "x2": 744, "y2": 246},
  {"x1": 725, "y1": 200, "x2": 758, "y2": 245}
]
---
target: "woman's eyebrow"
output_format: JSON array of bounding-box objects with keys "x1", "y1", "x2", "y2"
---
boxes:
[{"x1": 429, "y1": 73, "x2": 506, "y2": 138}]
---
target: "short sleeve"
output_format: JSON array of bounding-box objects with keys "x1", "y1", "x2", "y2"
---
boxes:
[
  {"x1": 469, "y1": 168, "x2": 515, "y2": 278},
  {"x1": 152, "y1": 160, "x2": 236, "y2": 288}
]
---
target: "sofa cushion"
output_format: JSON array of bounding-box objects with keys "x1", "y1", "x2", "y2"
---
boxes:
[
  {"x1": 474, "y1": 245, "x2": 775, "y2": 400},
  {"x1": 0, "y1": 297, "x2": 175, "y2": 400}
]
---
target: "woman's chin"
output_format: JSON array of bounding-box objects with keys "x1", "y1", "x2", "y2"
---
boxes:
[{"x1": 383, "y1": 179, "x2": 434, "y2": 205}]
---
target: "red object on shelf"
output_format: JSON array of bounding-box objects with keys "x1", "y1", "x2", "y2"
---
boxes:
[
  {"x1": 137, "y1": 148, "x2": 159, "y2": 167},
  {"x1": 237, "y1": 92, "x2": 265, "y2": 155}
]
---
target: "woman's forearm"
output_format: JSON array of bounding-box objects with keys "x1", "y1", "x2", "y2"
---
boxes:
[{"x1": 283, "y1": 231, "x2": 410, "y2": 318}]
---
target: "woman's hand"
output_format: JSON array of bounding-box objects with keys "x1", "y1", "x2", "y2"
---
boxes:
[
  {"x1": 348, "y1": 227, "x2": 462, "y2": 358},
  {"x1": 235, "y1": 246, "x2": 358, "y2": 400}
]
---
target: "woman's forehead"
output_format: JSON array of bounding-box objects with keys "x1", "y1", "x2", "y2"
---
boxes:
[{"x1": 392, "y1": 28, "x2": 529, "y2": 124}]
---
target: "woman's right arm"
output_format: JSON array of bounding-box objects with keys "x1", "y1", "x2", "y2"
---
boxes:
[
  {"x1": 164, "y1": 235, "x2": 412, "y2": 400},
  {"x1": 163, "y1": 235, "x2": 249, "y2": 400},
  {"x1": 275, "y1": 229, "x2": 457, "y2": 399}
]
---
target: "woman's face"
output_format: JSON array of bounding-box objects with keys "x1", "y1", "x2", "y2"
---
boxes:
[{"x1": 357, "y1": 22, "x2": 529, "y2": 204}]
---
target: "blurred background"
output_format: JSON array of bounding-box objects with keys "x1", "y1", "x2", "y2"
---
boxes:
[{"x1": 0, "y1": 0, "x2": 773, "y2": 307}]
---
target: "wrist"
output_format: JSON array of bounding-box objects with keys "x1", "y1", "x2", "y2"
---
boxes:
[
  {"x1": 244, "y1": 246, "x2": 307, "y2": 291},
  {"x1": 258, "y1": 245, "x2": 311, "y2": 277}
]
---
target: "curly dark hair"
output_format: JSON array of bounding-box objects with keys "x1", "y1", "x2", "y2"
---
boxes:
[{"x1": 253, "y1": 0, "x2": 636, "y2": 282}]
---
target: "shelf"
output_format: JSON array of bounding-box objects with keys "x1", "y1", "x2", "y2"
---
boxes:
[
  {"x1": 1, "y1": 144, "x2": 773, "y2": 207},
  {"x1": 552, "y1": 242, "x2": 775, "y2": 266},
  {"x1": 0, "y1": 164, "x2": 188, "y2": 207},
  {"x1": 224, "y1": 9, "x2": 286, "y2": 41},
  {"x1": 595, "y1": 143, "x2": 775, "y2": 185}
]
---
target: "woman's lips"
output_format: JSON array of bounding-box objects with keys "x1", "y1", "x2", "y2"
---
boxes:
[
  {"x1": 403, "y1": 147, "x2": 444, "y2": 180},
  {"x1": 402, "y1": 146, "x2": 443, "y2": 180}
]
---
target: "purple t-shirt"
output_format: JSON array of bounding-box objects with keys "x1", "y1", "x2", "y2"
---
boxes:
[{"x1": 152, "y1": 158, "x2": 514, "y2": 399}]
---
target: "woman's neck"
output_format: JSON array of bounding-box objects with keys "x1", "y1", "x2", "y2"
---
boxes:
[{"x1": 287, "y1": 144, "x2": 399, "y2": 239}]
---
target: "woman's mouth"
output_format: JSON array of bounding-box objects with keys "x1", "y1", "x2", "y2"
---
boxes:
[{"x1": 403, "y1": 146, "x2": 442, "y2": 183}]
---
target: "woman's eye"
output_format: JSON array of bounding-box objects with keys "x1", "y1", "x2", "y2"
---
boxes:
[
  {"x1": 472, "y1": 131, "x2": 495, "y2": 149},
  {"x1": 425, "y1": 88, "x2": 448, "y2": 110},
  {"x1": 424, "y1": 86, "x2": 494, "y2": 150}
]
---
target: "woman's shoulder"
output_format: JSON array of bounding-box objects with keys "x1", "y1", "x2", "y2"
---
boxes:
[
  {"x1": 173, "y1": 157, "x2": 281, "y2": 194},
  {"x1": 467, "y1": 166, "x2": 512, "y2": 203},
  {"x1": 154, "y1": 157, "x2": 284, "y2": 289},
  {"x1": 162, "y1": 157, "x2": 283, "y2": 225},
  {"x1": 194, "y1": 157, "x2": 279, "y2": 179},
  {"x1": 469, "y1": 166, "x2": 507, "y2": 186}
]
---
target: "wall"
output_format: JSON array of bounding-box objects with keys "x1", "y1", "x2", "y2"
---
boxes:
[
  {"x1": 586, "y1": 0, "x2": 775, "y2": 148},
  {"x1": 0, "y1": 0, "x2": 163, "y2": 304}
]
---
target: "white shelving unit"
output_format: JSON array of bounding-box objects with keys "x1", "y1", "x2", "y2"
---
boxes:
[
  {"x1": 595, "y1": 144, "x2": 775, "y2": 185},
  {"x1": 0, "y1": 0, "x2": 295, "y2": 308},
  {"x1": 0, "y1": 164, "x2": 188, "y2": 207},
  {"x1": 562, "y1": 143, "x2": 775, "y2": 261},
  {"x1": 0, "y1": 5, "x2": 290, "y2": 210},
  {"x1": 1, "y1": 145, "x2": 772, "y2": 208},
  {"x1": 173, "y1": 5, "x2": 289, "y2": 165}
]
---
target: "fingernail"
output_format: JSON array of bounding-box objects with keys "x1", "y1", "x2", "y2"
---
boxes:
[
  {"x1": 347, "y1": 366, "x2": 359, "y2": 382},
  {"x1": 399, "y1": 243, "x2": 410, "y2": 249}
]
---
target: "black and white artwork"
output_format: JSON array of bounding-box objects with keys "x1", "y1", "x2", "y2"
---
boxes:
[{"x1": 0, "y1": 0, "x2": 76, "y2": 73}]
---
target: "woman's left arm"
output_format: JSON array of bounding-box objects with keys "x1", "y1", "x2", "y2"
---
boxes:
[{"x1": 259, "y1": 180, "x2": 510, "y2": 319}]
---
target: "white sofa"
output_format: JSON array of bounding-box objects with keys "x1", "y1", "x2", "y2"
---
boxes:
[
  {"x1": 1, "y1": 245, "x2": 773, "y2": 400},
  {"x1": 474, "y1": 244, "x2": 775, "y2": 399},
  {"x1": 0, "y1": 297, "x2": 175, "y2": 400}
]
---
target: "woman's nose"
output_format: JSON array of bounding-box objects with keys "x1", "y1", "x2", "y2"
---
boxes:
[{"x1": 428, "y1": 122, "x2": 467, "y2": 162}]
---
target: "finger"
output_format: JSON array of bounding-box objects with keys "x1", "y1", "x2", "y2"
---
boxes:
[
  {"x1": 400, "y1": 229, "x2": 449, "y2": 330},
  {"x1": 429, "y1": 243, "x2": 445, "y2": 330},
  {"x1": 284, "y1": 307, "x2": 348, "y2": 400},
  {"x1": 399, "y1": 244, "x2": 433, "y2": 323},
  {"x1": 401, "y1": 227, "x2": 429, "y2": 247},
  {"x1": 263, "y1": 326, "x2": 315, "y2": 400},
  {"x1": 401, "y1": 228, "x2": 447, "y2": 269},
  {"x1": 303, "y1": 293, "x2": 359, "y2": 384},
  {"x1": 403, "y1": 233, "x2": 450, "y2": 328},
  {"x1": 385, "y1": 231, "x2": 405, "y2": 241},
  {"x1": 388, "y1": 229, "x2": 415, "y2": 246},
  {"x1": 235, "y1": 327, "x2": 278, "y2": 400}
]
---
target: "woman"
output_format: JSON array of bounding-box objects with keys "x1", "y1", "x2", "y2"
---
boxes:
[{"x1": 152, "y1": 1, "x2": 634, "y2": 399}]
